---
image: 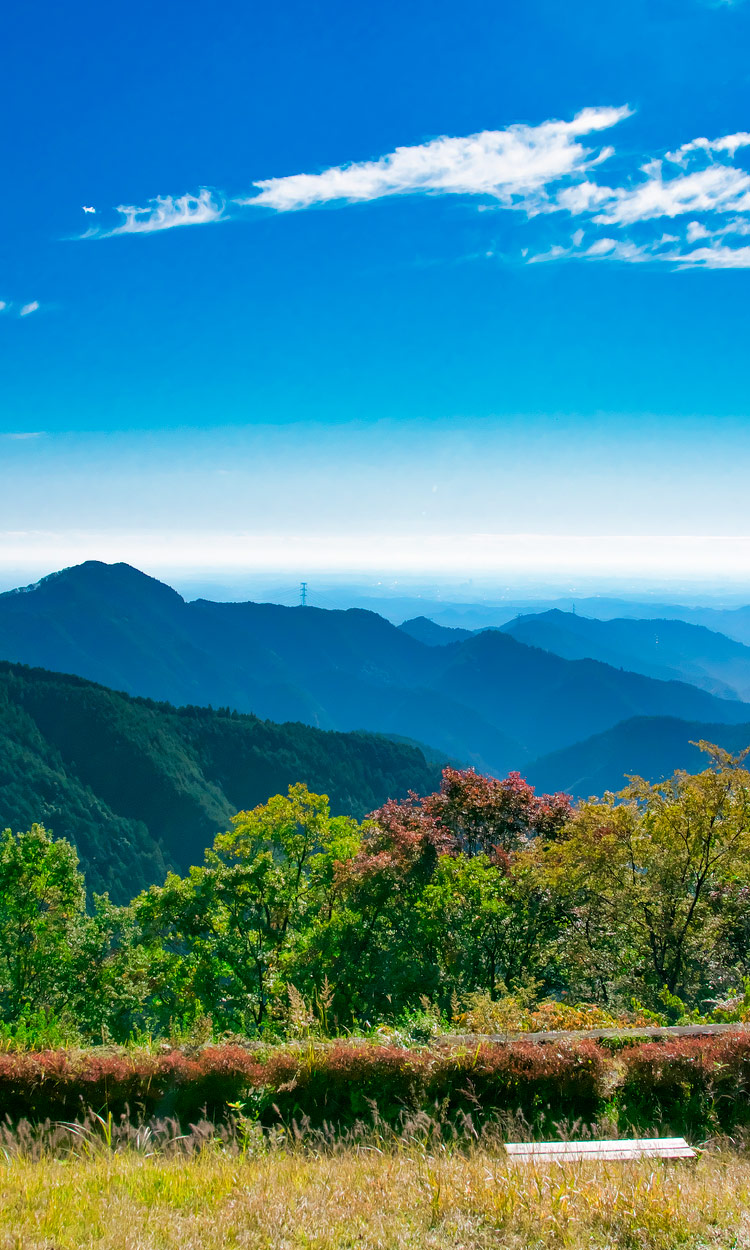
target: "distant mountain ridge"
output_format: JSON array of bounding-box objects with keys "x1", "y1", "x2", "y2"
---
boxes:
[
  {"x1": 0, "y1": 659, "x2": 441, "y2": 899},
  {"x1": 399, "y1": 616, "x2": 475, "y2": 646},
  {"x1": 499, "y1": 609, "x2": 750, "y2": 701},
  {"x1": 528, "y1": 715, "x2": 750, "y2": 798},
  {"x1": 401, "y1": 607, "x2": 750, "y2": 701},
  {"x1": 2, "y1": 562, "x2": 750, "y2": 775},
  {"x1": 390, "y1": 596, "x2": 750, "y2": 642}
]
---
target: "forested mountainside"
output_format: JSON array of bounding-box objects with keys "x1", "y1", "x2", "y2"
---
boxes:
[
  {"x1": 500, "y1": 609, "x2": 750, "y2": 700},
  {"x1": 0, "y1": 660, "x2": 440, "y2": 900},
  {"x1": 528, "y1": 714, "x2": 750, "y2": 797},
  {"x1": 401, "y1": 608, "x2": 750, "y2": 703},
  {"x1": 2, "y1": 562, "x2": 750, "y2": 775}
]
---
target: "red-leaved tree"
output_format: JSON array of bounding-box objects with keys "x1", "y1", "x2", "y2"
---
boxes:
[
  {"x1": 361, "y1": 767, "x2": 571, "y2": 867},
  {"x1": 425, "y1": 767, "x2": 572, "y2": 858}
]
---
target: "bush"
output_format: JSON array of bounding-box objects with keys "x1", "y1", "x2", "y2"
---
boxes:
[
  {"x1": 619, "y1": 1033, "x2": 750, "y2": 1132},
  {"x1": 0, "y1": 1046, "x2": 265, "y2": 1123},
  {"x1": 0, "y1": 1034, "x2": 748, "y2": 1135},
  {"x1": 459, "y1": 992, "x2": 653, "y2": 1034},
  {"x1": 0, "y1": 1040, "x2": 606, "y2": 1128}
]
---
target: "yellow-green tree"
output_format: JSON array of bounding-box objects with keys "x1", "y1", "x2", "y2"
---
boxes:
[{"x1": 542, "y1": 744, "x2": 750, "y2": 1005}]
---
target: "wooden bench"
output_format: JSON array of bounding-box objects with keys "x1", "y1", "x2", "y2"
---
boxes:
[{"x1": 505, "y1": 1137, "x2": 696, "y2": 1162}]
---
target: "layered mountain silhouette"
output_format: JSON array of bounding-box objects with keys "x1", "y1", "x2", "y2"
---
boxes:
[
  {"x1": 395, "y1": 597, "x2": 750, "y2": 642},
  {"x1": 2, "y1": 562, "x2": 750, "y2": 776},
  {"x1": 0, "y1": 658, "x2": 440, "y2": 899},
  {"x1": 499, "y1": 609, "x2": 750, "y2": 701},
  {"x1": 528, "y1": 715, "x2": 750, "y2": 799},
  {"x1": 399, "y1": 616, "x2": 475, "y2": 646}
]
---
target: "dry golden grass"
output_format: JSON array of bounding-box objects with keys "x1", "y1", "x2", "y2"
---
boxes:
[{"x1": 0, "y1": 1146, "x2": 748, "y2": 1249}]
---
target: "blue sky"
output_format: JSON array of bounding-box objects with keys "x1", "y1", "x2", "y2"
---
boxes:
[{"x1": 2, "y1": 0, "x2": 750, "y2": 588}]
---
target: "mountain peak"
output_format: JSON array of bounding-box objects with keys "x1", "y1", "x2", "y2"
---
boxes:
[
  {"x1": 512, "y1": 608, "x2": 578, "y2": 625},
  {"x1": 399, "y1": 615, "x2": 475, "y2": 646},
  {"x1": 3, "y1": 561, "x2": 185, "y2": 607}
]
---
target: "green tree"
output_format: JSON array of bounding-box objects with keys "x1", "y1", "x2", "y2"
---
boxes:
[
  {"x1": 418, "y1": 852, "x2": 560, "y2": 1002},
  {"x1": 136, "y1": 785, "x2": 361, "y2": 1031},
  {"x1": 0, "y1": 824, "x2": 87, "y2": 1018}
]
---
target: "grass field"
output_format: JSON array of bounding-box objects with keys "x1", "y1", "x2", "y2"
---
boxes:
[{"x1": 0, "y1": 1144, "x2": 748, "y2": 1249}]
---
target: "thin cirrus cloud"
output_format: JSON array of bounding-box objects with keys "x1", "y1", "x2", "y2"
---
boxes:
[
  {"x1": 666, "y1": 133, "x2": 750, "y2": 160},
  {"x1": 240, "y1": 106, "x2": 630, "y2": 212},
  {"x1": 671, "y1": 242, "x2": 750, "y2": 267},
  {"x1": 83, "y1": 188, "x2": 224, "y2": 239},
  {"x1": 555, "y1": 162, "x2": 750, "y2": 226},
  {"x1": 83, "y1": 107, "x2": 627, "y2": 238},
  {"x1": 88, "y1": 107, "x2": 750, "y2": 268},
  {"x1": 539, "y1": 128, "x2": 750, "y2": 267},
  {"x1": 586, "y1": 162, "x2": 750, "y2": 226},
  {"x1": 1, "y1": 300, "x2": 41, "y2": 318},
  {"x1": 84, "y1": 107, "x2": 629, "y2": 239}
]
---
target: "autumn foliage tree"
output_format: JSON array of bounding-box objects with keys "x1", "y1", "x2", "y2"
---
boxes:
[
  {"x1": 324, "y1": 769, "x2": 572, "y2": 1014},
  {"x1": 423, "y1": 767, "x2": 572, "y2": 859}
]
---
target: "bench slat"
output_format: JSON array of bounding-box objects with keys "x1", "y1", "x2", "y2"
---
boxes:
[{"x1": 505, "y1": 1137, "x2": 695, "y2": 1162}]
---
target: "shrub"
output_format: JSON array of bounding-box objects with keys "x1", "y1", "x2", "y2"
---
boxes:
[
  {"x1": 0, "y1": 1040, "x2": 606, "y2": 1128},
  {"x1": 0, "y1": 1046, "x2": 265, "y2": 1123},
  {"x1": 460, "y1": 992, "x2": 653, "y2": 1035},
  {"x1": 620, "y1": 1033, "x2": 750, "y2": 1132},
  {"x1": 0, "y1": 1034, "x2": 748, "y2": 1135},
  {"x1": 253, "y1": 1039, "x2": 608, "y2": 1127}
]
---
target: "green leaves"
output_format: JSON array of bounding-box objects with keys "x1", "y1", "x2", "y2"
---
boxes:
[
  {"x1": 3, "y1": 751, "x2": 750, "y2": 1043},
  {"x1": 129, "y1": 785, "x2": 366, "y2": 1032},
  {"x1": 0, "y1": 824, "x2": 87, "y2": 1016},
  {"x1": 542, "y1": 747, "x2": 750, "y2": 1005}
]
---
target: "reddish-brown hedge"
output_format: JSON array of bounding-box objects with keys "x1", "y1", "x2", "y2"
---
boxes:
[
  {"x1": 0, "y1": 1039, "x2": 605, "y2": 1125},
  {"x1": 0, "y1": 1034, "x2": 746, "y2": 1130},
  {"x1": 0, "y1": 1045, "x2": 264, "y2": 1122},
  {"x1": 620, "y1": 1033, "x2": 750, "y2": 1131}
]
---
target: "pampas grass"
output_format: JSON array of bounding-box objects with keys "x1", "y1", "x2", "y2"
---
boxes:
[{"x1": 0, "y1": 1115, "x2": 747, "y2": 1248}]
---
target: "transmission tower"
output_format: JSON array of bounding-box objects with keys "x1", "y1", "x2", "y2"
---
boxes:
[{"x1": 300, "y1": 581, "x2": 308, "y2": 607}]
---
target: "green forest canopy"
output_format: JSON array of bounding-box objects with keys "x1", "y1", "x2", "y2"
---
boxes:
[{"x1": 3, "y1": 747, "x2": 750, "y2": 1045}]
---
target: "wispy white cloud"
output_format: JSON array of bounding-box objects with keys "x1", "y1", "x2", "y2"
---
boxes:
[
  {"x1": 240, "y1": 106, "x2": 630, "y2": 214},
  {"x1": 556, "y1": 179, "x2": 617, "y2": 214},
  {"x1": 666, "y1": 132, "x2": 750, "y2": 162},
  {"x1": 590, "y1": 162, "x2": 750, "y2": 226},
  {"x1": 86, "y1": 188, "x2": 224, "y2": 238},
  {"x1": 0, "y1": 300, "x2": 49, "y2": 319},
  {"x1": 670, "y1": 242, "x2": 750, "y2": 268},
  {"x1": 534, "y1": 228, "x2": 750, "y2": 269},
  {"x1": 530, "y1": 235, "x2": 656, "y2": 264},
  {"x1": 552, "y1": 236, "x2": 750, "y2": 268},
  {"x1": 88, "y1": 110, "x2": 750, "y2": 273},
  {"x1": 686, "y1": 219, "x2": 711, "y2": 241},
  {"x1": 540, "y1": 126, "x2": 750, "y2": 268},
  {"x1": 2, "y1": 432, "x2": 44, "y2": 440},
  {"x1": 584, "y1": 237, "x2": 655, "y2": 261}
]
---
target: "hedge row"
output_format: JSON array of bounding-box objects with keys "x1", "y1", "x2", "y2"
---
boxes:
[{"x1": 0, "y1": 1034, "x2": 748, "y2": 1131}]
